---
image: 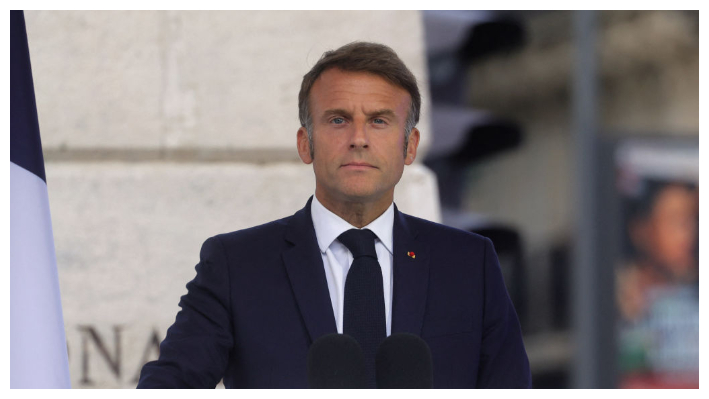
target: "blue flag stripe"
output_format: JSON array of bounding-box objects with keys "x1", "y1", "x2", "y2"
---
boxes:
[{"x1": 10, "y1": 10, "x2": 46, "y2": 183}]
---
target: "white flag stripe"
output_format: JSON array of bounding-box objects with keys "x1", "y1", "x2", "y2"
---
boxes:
[{"x1": 11, "y1": 161, "x2": 71, "y2": 389}]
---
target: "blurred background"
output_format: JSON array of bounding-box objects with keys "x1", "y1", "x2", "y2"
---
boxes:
[{"x1": 23, "y1": 10, "x2": 698, "y2": 388}]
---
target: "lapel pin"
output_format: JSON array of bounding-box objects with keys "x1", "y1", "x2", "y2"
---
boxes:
[{"x1": 407, "y1": 251, "x2": 416, "y2": 259}]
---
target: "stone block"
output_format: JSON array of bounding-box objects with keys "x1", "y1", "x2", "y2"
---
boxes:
[{"x1": 25, "y1": 11, "x2": 164, "y2": 150}]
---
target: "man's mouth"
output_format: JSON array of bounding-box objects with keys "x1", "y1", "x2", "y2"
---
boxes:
[{"x1": 341, "y1": 162, "x2": 377, "y2": 169}]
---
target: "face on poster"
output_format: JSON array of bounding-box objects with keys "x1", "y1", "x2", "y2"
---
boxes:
[{"x1": 615, "y1": 141, "x2": 698, "y2": 389}]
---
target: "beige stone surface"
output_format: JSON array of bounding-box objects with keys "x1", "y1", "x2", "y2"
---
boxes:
[
  {"x1": 25, "y1": 10, "x2": 432, "y2": 156},
  {"x1": 47, "y1": 161, "x2": 439, "y2": 388},
  {"x1": 25, "y1": 11, "x2": 164, "y2": 149}
]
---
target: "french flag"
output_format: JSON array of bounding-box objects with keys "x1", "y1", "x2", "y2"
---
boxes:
[{"x1": 11, "y1": 10, "x2": 71, "y2": 388}]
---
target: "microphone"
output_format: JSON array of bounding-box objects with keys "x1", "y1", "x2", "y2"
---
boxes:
[
  {"x1": 307, "y1": 333, "x2": 366, "y2": 389},
  {"x1": 376, "y1": 333, "x2": 433, "y2": 389}
]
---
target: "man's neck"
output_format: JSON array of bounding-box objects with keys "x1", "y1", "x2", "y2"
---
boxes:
[{"x1": 314, "y1": 191, "x2": 393, "y2": 228}]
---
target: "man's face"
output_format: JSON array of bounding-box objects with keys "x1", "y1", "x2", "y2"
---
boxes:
[{"x1": 297, "y1": 68, "x2": 419, "y2": 208}]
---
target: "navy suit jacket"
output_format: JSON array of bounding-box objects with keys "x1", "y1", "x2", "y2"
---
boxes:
[{"x1": 137, "y1": 198, "x2": 531, "y2": 388}]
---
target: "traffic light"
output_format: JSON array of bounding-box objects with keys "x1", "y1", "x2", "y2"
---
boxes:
[{"x1": 422, "y1": 11, "x2": 528, "y2": 325}]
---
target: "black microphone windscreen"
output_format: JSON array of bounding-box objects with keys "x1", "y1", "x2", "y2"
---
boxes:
[
  {"x1": 307, "y1": 333, "x2": 366, "y2": 389},
  {"x1": 376, "y1": 333, "x2": 433, "y2": 389}
]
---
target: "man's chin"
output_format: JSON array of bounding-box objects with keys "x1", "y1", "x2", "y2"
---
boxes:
[
  {"x1": 336, "y1": 188, "x2": 394, "y2": 205},
  {"x1": 316, "y1": 180, "x2": 394, "y2": 205}
]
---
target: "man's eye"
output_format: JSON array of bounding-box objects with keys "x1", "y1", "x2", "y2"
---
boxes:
[
  {"x1": 372, "y1": 118, "x2": 386, "y2": 124},
  {"x1": 331, "y1": 117, "x2": 345, "y2": 124}
]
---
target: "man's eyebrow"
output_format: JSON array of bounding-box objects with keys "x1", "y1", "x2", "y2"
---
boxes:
[
  {"x1": 322, "y1": 109, "x2": 352, "y2": 119},
  {"x1": 321, "y1": 108, "x2": 398, "y2": 120},
  {"x1": 365, "y1": 109, "x2": 396, "y2": 119}
]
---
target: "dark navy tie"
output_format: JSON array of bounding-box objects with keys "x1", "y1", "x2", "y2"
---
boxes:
[{"x1": 339, "y1": 228, "x2": 386, "y2": 388}]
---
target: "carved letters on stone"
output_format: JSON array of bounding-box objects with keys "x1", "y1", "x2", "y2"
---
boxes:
[{"x1": 70, "y1": 325, "x2": 162, "y2": 387}]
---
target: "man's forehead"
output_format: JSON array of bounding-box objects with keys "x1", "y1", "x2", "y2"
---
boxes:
[{"x1": 310, "y1": 69, "x2": 411, "y2": 113}]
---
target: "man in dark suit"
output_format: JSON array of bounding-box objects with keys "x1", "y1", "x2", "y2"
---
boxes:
[{"x1": 138, "y1": 42, "x2": 530, "y2": 389}]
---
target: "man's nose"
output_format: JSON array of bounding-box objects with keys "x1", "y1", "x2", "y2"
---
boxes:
[{"x1": 349, "y1": 122, "x2": 369, "y2": 149}]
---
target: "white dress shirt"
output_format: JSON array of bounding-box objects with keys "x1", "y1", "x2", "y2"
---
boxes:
[{"x1": 310, "y1": 195, "x2": 394, "y2": 336}]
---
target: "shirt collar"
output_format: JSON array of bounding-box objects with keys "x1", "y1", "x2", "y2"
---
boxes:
[{"x1": 311, "y1": 194, "x2": 394, "y2": 255}]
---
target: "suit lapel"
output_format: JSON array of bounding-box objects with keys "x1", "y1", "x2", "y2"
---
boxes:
[
  {"x1": 282, "y1": 197, "x2": 338, "y2": 343},
  {"x1": 391, "y1": 207, "x2": 430, "y2": 336}
]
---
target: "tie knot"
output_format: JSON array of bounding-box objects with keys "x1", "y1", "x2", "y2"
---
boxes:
[{"x1": 338, "y1": 229, "x2": 378, "y2": 259}]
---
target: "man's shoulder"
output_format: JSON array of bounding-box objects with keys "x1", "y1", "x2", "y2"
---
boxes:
[
  {"x1": 207, "y1": 213, "x2": 294, "y2": 248},
  {"x1": 399, "y1": 211, "x2": 491, "y2": 246}
]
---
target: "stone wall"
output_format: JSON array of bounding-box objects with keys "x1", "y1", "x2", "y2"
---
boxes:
[{"x1": 24, "y1": 10, "x2": 438, "y2": 388}]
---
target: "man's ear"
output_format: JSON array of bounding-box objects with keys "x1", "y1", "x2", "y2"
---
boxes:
[
  {"x1": 297, "y1": 127, "x2": 313, "y2": 164},
  {"x1": 404, "y1": 128, "x2": 420, "y2": 166}
]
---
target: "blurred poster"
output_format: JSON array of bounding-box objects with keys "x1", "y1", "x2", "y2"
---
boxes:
[{"x1": 615, "y1": 140, "x2": 699, "y2": 389}]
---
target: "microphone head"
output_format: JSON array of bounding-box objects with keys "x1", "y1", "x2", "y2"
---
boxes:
[
  {"x1": 376, "y1": 333, "x2": 433, "y2": 389},
  {"x1": 307, "y1": 333, "x2": 366, "y2": 389}
]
